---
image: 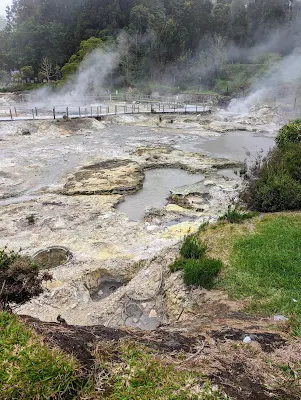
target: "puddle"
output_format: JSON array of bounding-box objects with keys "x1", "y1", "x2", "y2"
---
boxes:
[
  {"x1": 91, "y1": 279, "x2": 124, "y2": 301},
  {"x1": 191, "y1": 132, "x2": 274, "y2": 162},
  {"x1": 32, "y1": 246, "x2": 72, "y2": 269},
  {"x1": 117, "y1": 169, "x2": 204, "y2": 221}
]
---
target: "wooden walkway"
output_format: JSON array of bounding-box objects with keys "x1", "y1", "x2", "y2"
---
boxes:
[{"x1": 0, "y1": 103, "x2": 212, "y2": 121}]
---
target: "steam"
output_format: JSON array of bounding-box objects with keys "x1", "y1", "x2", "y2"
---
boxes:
[
  {"x1": 229, "y1": 48, "x2": 301, "y2": 114},
  {"x1": 29, "y1": 46, "x2": 120, "y2": 107}
]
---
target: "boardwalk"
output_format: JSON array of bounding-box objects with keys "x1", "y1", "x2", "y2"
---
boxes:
[{"x1": 0, "y1": 102, "x2": 212, "y2": 121}]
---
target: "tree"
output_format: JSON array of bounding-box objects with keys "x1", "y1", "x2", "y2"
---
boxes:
[
  {"x1": 61, "y1": 37, "x2": 104, "y2": 79},
  {"x1": 39, "y1": 57, "x2": 55, "y2": 82},
  {"x1": 0, "y1": 247, "x2": 52, "y2": 312},
  {"x1": 20, "y1": 65, "x2": 34, "y2": 81}
]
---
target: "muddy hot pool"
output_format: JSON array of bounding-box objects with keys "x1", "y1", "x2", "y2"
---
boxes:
[{"x1": 117, "y1": 169, "x2": 204, "y2": 221}]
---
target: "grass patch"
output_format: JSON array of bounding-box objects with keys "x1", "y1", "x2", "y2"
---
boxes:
[
  {"x1": 212, "y1": 214, "x2": 301, "y2": 317},
  {"x1": 96, "y1": 341, "x2": 230, "y2": 399},
  {"x1": 0, "y1": 312, "x2": 87, "y2": 399}
]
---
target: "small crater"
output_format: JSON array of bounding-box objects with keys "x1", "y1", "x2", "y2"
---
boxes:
[
  {"x1": 91, "y1": 278, "x2": 125, "y2": 301},
  {"x1": 32, "y1": 246, "x2": 73, "y2": 269}
]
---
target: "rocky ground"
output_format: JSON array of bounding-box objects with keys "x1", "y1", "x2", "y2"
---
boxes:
[{"x1": 0, "y1": 106, "x2": 279, "y2": 328}]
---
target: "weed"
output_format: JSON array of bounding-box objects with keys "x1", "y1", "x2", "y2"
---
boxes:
[
  {"x1": 219, "y1": 206, "x2": 258, "y2": 224},
  {"x1": 26, "y1": 214, "x2": 35, "y2": 224}
]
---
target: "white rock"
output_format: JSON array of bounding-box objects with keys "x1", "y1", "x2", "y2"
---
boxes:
[
  {"x1": 243, "y1": 336, "x2": 252, "y2": 344},
  {"x1": 274, "y1": 315, "x2": 288, "y2": 321},
  {"x1": 149, "y1": 309, "x2": 158, "y2": 318}
]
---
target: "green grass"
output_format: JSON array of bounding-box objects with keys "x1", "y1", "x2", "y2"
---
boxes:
[
  {"x1": 97, "y1": 342, "x2": 230, "y2": 400},
  {"x1": 218, "y1": 215, "x2": 301, "y2": 316},
  {"x1": 0, "y1": 312, "x2": 87, "y2": 399}
]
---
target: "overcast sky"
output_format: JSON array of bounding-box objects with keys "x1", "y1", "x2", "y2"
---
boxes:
[{"x1": 0, "y1": 0, "x2": 10, "y2": 16}]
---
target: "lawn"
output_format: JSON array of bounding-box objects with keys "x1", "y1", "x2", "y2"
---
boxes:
[{"x1": 200, "y1": 213, "x2": 301, "y2": 318}]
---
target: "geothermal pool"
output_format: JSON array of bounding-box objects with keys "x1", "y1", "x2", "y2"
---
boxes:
[{"x1": 117, "y1": 169, "x2": 204, "y2": 221}]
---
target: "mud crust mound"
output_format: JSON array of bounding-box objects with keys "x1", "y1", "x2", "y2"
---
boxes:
[{"x1": 63, "y1": 159, "x2": 144, "y2": 195}]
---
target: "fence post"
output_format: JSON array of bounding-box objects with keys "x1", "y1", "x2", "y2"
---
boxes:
[
  {"x1": 35, "y1": 107, "x2": 38, "y2": 117},
  {"x1": 294, "y1": 98, "x2": 297, "y2": 108},
  {"x1": 32, "y1": 109, "x2": 35, "y2": 120},
  {"x1": 97, "y1": 106, "x2": 99, "y2": 116},
  {"x1": 10, "y1": 109, "x2": 13, "y2": 120},
  {"x1": 66, "y1": 107, "x2": 69, "y2": 118},
  {"x1": 79, "y1": 107, "x2": 81, "y2": 118},
  {"x1": 132, "y1": 104, "x2": 134, "y2": 113},
  {"x1": 53, "y1": 107, "x2": 56, "y2": 120},
  {"x1": 115, "y1": 105, "x2": 117, "y2": 114},
  {"x1": 14, "y1": 107, "x2": 17, "y2": 117}
]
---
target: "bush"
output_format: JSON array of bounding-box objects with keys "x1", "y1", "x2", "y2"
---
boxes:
[
  {"x1": 241, "y1": 142, "x2": 301, "y2": 212},
  {"x1": 183, "y1": 258, "x2": 222, "y2": 288},
  {"x1": 179, "y1": 235, "x2": 207, "y2": 259},
  {"x1": 275, "y1": 119, "x2": 301, "y2": 147},
  {"x1": 0, "y1": 247, "x2": 52, "y2": 311},
  {"x1": 170, "y1": 232, "x2": 222, "y2": 288}
]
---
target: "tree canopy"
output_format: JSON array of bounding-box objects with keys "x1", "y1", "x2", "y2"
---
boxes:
[{"x1": 0, "y1": 0, "x2": 300, "y2": 91}]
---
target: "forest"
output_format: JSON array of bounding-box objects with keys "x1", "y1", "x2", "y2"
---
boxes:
[{"x1": 0, "y1": 0, "x2": 301, "y2": 94}]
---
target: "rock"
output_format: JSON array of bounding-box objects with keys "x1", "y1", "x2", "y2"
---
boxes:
[
  {"x1": 243, "y1": 336, "x2": 252, "y2": 344},
  {"x1": 22, "y1": 130, "x2": 31, "y2": 135},
  {"x1": 274, "y1": 315, "x2": 288, "y2": 321},
  {"x1": 149, "y1": 309, "x2": 158, "y2": 318}
]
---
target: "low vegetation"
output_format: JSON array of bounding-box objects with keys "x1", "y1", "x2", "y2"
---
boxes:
[
  {"x1": 0, "y1": 312, "x2": 231, "y2": 399},
  {"x1": 95, "y1": 341, "x2": 230, "y2": 400},
  {"x1": 241, "y1": 119, "x2": 301, "y2": 212},
  {"x1": 170, "y1": 234, "x2": 222, "y2": 288},
  {"x1": 0, "y1": 312, "x2": 88, "y2": 399},
  {"x1": 199, "y1": 213, "x2": 301, "y2": 327},
  {"x1": 218, "y1": 206, "x2": 258, "y2": 224},
  {"x1": 0, "y1": 247, "x2": 52, "y2": 311}
]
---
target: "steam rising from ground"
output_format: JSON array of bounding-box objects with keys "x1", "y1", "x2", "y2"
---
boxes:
[
  {"x1": 229, "y1": 49, "x2": 301, "y2": 114},
  {"x1": 29, "y1": 47, "x2": 119, "y2": 107}
]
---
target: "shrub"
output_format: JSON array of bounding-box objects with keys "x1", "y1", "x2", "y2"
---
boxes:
[
  {"x1": 183, "y1": 258, "x2": 222, "y2": 288},
  {"x1": 275, "y1": 119, "x2": 301, "y2": 147},
  {"x1": 241, "y1": 143, "x2": 301, "y2": 212},
  {"x1": 179, "y1": 235, "x2": 207, "y2": 259},
  {"x1": 0, "y1": 247, "x2": 52, "y2": 311}
]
